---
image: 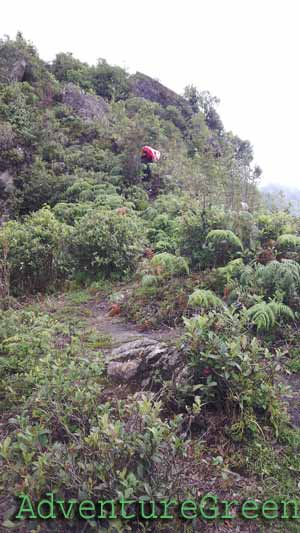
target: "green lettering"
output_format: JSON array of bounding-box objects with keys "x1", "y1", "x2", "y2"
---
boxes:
[
  {"x1": 180, "y1": 500, "x2": 197, "y2": 519},
  {"x1": 37, "y1": 492, "x2": 56, "y2": 520},
  {"x1": 139, "y1": 500, "x2": 158, "y2": 519},
  {"x1": 56, "y1": 498, "x2": 77, "y2": 519},
  {"x1": 97, "y1": 500, "x2": 116, "y2": 519},
  {"x1": 261, "y1": 500, "x2": 279, "y2": 520},
  {"x1": 281, "y1": 499, "x2": 300, "y2": 519},
  {"x1": 119, "y1": 498, "x2": 136, "y2": 519},
  {"x1": 15, "y1": 495, "x2": 37, "y2": 520},
  {"x1": 241, "y1": 500, "x2": 259, "y2": 519},
  {"x1": 79, "y1": 500, "x2": 96, "y2": 520},
  {"x1": 199, "y1": 494, "x2": 219, "y2": 520},
  {"x1": 220, "y1": 499, "x2": 239, "y2": 519},
  {"x1": 159, "y1": 499, "x2": 177, "y2": 519}
]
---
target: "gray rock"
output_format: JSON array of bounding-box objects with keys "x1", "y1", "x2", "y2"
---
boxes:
[
  {"x1": 10, "y1": 59, "x2": 26, "y2": 82},
  {"x1": 107, "y1": 337, "x2": 183, "y2": 385},
  {"x1": 61, "y1": 83, "x2": 109, "y2": 123},
  {"x1": 129, "y1": 72, "x2": 193, "y2": 118},
  {"x1": 0, "y1": 171, "x2": 13, "y2": 188}
]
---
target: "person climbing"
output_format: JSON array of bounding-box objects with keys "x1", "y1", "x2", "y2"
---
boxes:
[
  {"x1": 141, "y1": 145, "x2": 161, "y2": 164},
  {"x1": 141, "y1": 146, "x2": 161, "y2": 195}
]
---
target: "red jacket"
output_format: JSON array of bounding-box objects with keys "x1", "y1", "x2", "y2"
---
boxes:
[{"x1": 141, "y1": 146, "x2": 161, "y2": 162}]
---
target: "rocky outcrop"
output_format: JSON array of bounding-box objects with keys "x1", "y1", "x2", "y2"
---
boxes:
[
  {"x1": 61, "y1": 83, "x2": 109, "y2": 123},
  {"x1": 0, "y1": 42, "x2": 27, "y2": 84},
  {"x1": 129, "y1": 72, "x2": 193, "y2": 118},
  {"x1": 10, "y1": 59, "x2": 27, "y2": 82},
  {"x1": 106, "y1": 337, "x2": 185, "y2": 387},
  {"x1": 0, "y1": 171, "x2": 13, "y2": 190}
]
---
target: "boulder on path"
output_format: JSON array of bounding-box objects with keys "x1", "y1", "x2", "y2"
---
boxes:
[{"x1": 106, "y1": 337, "x2": 184, "y2": 387}]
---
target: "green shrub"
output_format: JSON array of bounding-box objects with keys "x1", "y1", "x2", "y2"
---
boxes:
[
  {"x1": 0, "y1": 307, "x2": 185, "y2": 508},
  {"x1": 256, "y1": 212, "x2": 296, "y2": 244},
  {"x1": 67, "y1": 209, "x2": 145, "y2": 279},
  {"x1": 53, "y1": 201, "x2": 94, "y2": 225},
  {"x1": 215, "y1": 258, "x2": 245, "y2": 291},
  {"x1": 181, "y1": 311, "x2": 284, "y2": 439},
  {"x1": 206, "y1": 229, "x2": 243, "y2": 266},
  {"x1": 276, "y1": 233, "x2": 300, "y2": 252},
  {"x1": 146, "y1": 213, "x2": 179, "y2": 253},
  {"x1": 177, "y1": 207, "x2": 234, "y2": 269},
  {"x1": 0, "y1": 207, "x2": 72, "y2": 295}
]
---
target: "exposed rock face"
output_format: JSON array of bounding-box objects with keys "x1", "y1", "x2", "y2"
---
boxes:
[
  {"x1": 106, "y1": 337, "x2": 184, "y2": 387},
  {"x1": 129, "y1": 72, "x2": 193, "y2": 117},
  {"x1": 0, "y1": 171, "x2": 14, "y2": 189},
  {"x1": 10, "y1": 59, "x2": 27, "y2": 82},
  {"x1": 0, "y1": 39, "x2": 28, "y2": 84},
  {"x1": 61, "y1": 83, "x2": 109, "y2": 123}
]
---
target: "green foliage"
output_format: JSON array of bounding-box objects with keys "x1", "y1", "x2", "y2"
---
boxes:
[
  {"x1": 67, "y1": 208, "x2": 145, "y2": 279},
  {"x1": 150, "y1": 252, "x2": 189, "y2": 277},
  {"x1": 188, "y1": 289, "x2": 224, "y2": 310},
  {"x1": 177, "y1": 207, "x2": 232, "y2": 269},
  {"x1": 247, "y1": 301, "x2": 294, "y2": 331},
  {"x1": 0, "y1": 207, "x2": 72, "y2": 295},
  {"x1": 256, "y1": 212, "x2": 296, "y2": 243},
  {"x1": 0, "y1": 306, "x2": 184, "y2": 506},
  {"x1": 206, "y1": 229, "x2": 243, "y2": 251},
  {"x1": 141, "y1": 274, "x2": 158, "y2": 287},
  {"x1": 232, "y1": 211, "x2": 258, "y2": 249},
  {"x1": 182, "y1": 311, "x2": 283, "y2": 439},
  {"x1": 205, "y1": 229, "x2": 243, "y2": 267},
  {"x1": 216, "y1": 258, "x2": 244, "y2": 287},
  {"x1": 255, "y1": 260, "x2": 300, "y2": 302},
  {"x1": 277, "y1": 233, "x2": 300, "y2": 252}
]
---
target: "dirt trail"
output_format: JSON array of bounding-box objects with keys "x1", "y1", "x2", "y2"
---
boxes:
[{"x1": 83, "y1": 297, "x2": 184, "y2": 348}]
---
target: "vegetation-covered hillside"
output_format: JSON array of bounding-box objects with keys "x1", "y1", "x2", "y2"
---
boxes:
[{"x1": 1, "y1": 34, "x2": 300, "y2": 532}]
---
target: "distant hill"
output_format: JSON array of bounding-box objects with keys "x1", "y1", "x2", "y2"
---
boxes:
[{"x1": 260, "y1": 183, "x2": 300, "y2": 214}]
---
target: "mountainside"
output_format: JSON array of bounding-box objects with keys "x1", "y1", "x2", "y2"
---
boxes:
[
  {"x1": 0, "y1": 33, "x2": 262, "y2": 221},
  {"x1": 3, "y1": 34, "x2": 300, "y2": 533}
]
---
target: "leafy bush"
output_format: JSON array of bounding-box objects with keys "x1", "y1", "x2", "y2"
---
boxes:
[
  {"x1": 181, "y1": 311, "x2": 284, "y2": 440},
  {"x1": 0, "y1": 307, "x2": 184, "y2": 510},
  {"x1": 53, "y1": 201, "x2": 94, "y2": 225},
  {"x1": 0, "y1": 207, "x2": 72, "y2": 295},
  {"x1": 256, "y1": 212, "x2": 296, "y2": 244},
  {"x1": 146, "y1": 213, "x2": 179, "y2": 253},
  {"x1": 206, "y1": 230, "x2": 243, "y2": 266},
  {"x1": 215, "y1": 258, "x2": 245, "y2": 292},
  {"x1": 177, "y1": 207, "x2": 235, "y2": 269},
  {"x1": 67, "y1": 208, "x2": 145, "y2": 279},
  {"x1": 276, "y1": 233, "x2": 300, "y2": 253}
]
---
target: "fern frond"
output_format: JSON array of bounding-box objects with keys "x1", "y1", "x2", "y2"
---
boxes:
[
  {"x1": 150, "y1": 253, "x2": 189, "y2": 276},
  {"x1": 206, "y1": 230, "x2": 243, "y2": 250},
  {"x1": 256, "y1": 260, "x2": 300, "y2": 295},
  {"x1": 247, "y1": 300, "x2": 294, "y2": 331},
  {"x1": 141, "y1": 274, "x2": 157, "y2": 287},
  {"x1": 268, "y1": 301, "x2": 295, "y2": 320},
  {"x1": 188, "y1": 289, "x2": 224, "y2": 310}
]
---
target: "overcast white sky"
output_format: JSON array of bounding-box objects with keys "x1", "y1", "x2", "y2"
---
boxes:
[{"x1": 2, "y1": 0, "x2": 300, "y2": 186}]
